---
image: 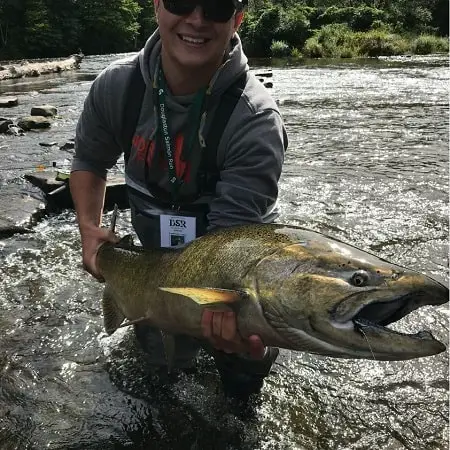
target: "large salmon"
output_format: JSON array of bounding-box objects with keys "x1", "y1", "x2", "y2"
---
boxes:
[{"x1": 97, "y1": 224, "x2": 448, "y2": 361}]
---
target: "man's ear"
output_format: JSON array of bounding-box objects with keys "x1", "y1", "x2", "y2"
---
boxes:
[
  {"x1": 234, "y1": 11, "x2": 244, "y2": 30},
  {"x1": 154, "y1": 0, "x2": 160, "y2": 11}
]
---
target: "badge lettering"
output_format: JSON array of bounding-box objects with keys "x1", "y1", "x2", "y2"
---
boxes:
[{"x1": 170, "y1": 219, "x2": 187, "y2": 228}]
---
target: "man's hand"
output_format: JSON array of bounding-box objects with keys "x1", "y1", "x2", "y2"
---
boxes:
[
  {"x1": 80, "y1": 225, "x2": 119, "y2": 280},
  {"x1": 201, "y1": 310, "x2": 265, "y2": 359}
]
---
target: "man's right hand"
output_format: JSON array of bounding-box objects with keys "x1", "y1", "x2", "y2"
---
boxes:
[{"x1": 80, "y1": 225, "x2": 119, "y2": 280}]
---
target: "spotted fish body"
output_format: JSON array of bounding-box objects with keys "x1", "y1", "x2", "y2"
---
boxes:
[{"x1": 97, "y1": 223, "x2": 448, "y2": 361}]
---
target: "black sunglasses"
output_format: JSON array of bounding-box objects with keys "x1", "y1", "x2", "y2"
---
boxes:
[{"x1": 162, "y1": 0, "x2": 247, "y2": 23}]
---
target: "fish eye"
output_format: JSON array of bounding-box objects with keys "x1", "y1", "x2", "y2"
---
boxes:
[{"x1": 350, "y1": 270, "x2": 370, "y2": 287}]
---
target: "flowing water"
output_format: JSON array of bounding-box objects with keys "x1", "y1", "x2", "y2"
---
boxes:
[{"x1": 0, "y1": 54, "x2": 448, "y2": 450}]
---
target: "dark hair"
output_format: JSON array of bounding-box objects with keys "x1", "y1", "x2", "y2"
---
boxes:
[{"x1": 233, "y1": 0, "x2": 248, "y2": 11}]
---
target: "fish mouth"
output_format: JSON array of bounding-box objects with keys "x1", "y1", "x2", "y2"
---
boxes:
[
  {"x1": 345, "y1": 293, "x2": 446, "y2": 352},
  {"x1": 352, "y1": 294, "x2": 415, "y2": 327},
  {"x1": 315, "y1": 289, "x2": 448, "y2": 359}
]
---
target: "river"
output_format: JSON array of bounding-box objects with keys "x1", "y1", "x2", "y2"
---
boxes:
[{"x1": 0, "y1": 54, "x2": 448, "y2": 450}]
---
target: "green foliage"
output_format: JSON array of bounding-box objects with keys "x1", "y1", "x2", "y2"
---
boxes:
[
  {"x1": 0, "y1": 0, "x2": 448, "y2": 60},
  {"x1": 318, "y1": 6, "x2": 386, "y2": 32},
  {"x1": 277, "y1": 6, "x2": 311, "y2": 47},
  {"x1": 290, "y1": 47, "x2": 303, "y2": 59},
  {"x1": 24, "y1": 0, "x2": 54, "y2": 57},
  {"x1": 411, "y1": 35, "x2": 449, "y2": 54},
  {"x1": 315, "y1": 23, "x2": 353, "y2": 57},
  {"x1": 354, "y1": 30, "x2": 410, "y2": 56},
  {"x1": 240, "y1": 6, "x2": 281, "y2": 56},
  {"x1": 431, "y1": 0, "x2": 449, "y2": 37},
  {"x1": 78, "y1": 0, "x2": 142, "y2": 54},
  {"x1": 270, "y1": 40, "x2": 291, "y2": 57},
  {"x1": 303, "y1": 38, "x2": 324, "y2": 58}
]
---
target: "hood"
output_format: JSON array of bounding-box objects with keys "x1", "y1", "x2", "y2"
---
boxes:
[{"x1": 137, "y1": 29, "x2": 249, "y2": 97}]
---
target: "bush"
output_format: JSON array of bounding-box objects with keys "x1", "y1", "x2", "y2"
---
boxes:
[
  {"x1": 316, "y1": 23, "x2": 353, "y2": 57},
  {"x1": 303, "y1": 37, "x2": 324, "y2": 58},
  {"x1": 240, "y1": 6, "x2": 280, "y2": 56},
  {"x1": 290, "y1": 47, "x2": 303, "y2": 59},
  {"x1": 318, "y1": 6, "x2": 385, "y2": 32},
  {"x1": 270, "y1": 40, "x2": 291, "y2": 57},
  {"x1": 277, "y1": 6, "x2": 311, "y2": 47},
  {"x1": 339, "y1": 46, "x2": 357, "y2": 58},
  {"x1": 411, "y1": 35, "x2": 449, "y2": 54},
  {"x1": 355, "y1": 30, "x2": 409, "y2": 56}
]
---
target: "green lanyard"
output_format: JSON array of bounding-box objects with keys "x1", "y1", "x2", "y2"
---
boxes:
[{"x1": 154, "y1": 67, "x2": 206, "y2": 202}]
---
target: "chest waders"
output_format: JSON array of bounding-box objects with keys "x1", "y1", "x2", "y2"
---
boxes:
[{"x1": 119, "y1": 62, "x2": 279, "y2": 398}]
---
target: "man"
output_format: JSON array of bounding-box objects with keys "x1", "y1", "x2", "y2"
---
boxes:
[{"x1": 70, "y1": 0, "x2": 288, "y2": 398}]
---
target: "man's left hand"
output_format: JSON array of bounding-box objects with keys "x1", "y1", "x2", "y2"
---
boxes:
[{"x1": 201, "y1": 310, "x2": 265, "y2": 359}]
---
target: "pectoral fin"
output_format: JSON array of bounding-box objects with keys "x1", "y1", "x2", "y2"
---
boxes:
[
  {"x1": 159, "y1": 287, "x2": 246, "y2": 305},
  {"x1": 102, "y1": 285, "x2": 125, "y2": 335}
]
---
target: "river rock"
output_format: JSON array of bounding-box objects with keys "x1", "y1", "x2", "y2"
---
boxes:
[
  {"x1": 31, "y1": 105, "x2": 57, "y2": 117},
  {"x1": 60, "y1": 141, "x2": 75, "y2": 151},
  {"x1": 0, "y1": 119, "x2": 13, "y2": 134},
  {"x1": 0, "y1": 97, "x2": 18, "y2": 107},
  {"x1": 25, "y1": 170, "x2": 129, "y2": 210},
  {"x1": 255, "y1": 72, "x2": 273, "y2": 78},
  {"x1": 0, "y1": 184, "x2": 45, "y2": 238},
  {"x1": 6, "y1": 125, "x2": 25, "y2": 136},
  {"x1": 17, "y1": 116, "x2": 52, "y2": 131}
]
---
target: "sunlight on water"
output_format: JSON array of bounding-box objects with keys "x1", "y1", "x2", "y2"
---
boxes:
[{"x1": 0, "y1": 56, "x2": 448, "y2": 449}]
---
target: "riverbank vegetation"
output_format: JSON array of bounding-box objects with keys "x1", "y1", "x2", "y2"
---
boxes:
[{"x1": 0, "y1": 0, "x2": 448, "y2": 60}]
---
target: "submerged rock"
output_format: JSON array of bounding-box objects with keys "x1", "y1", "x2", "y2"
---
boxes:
[
  {"x1": 60, "y1": 141, "x2": 75, "y2": 151},
  {"x1": 17, "y1": 116, "x2": 52, "y2": 131},
  {"x1": 0, "y1": 119, "x2": 13, "y2": 134},
  {"x1": 31, "y1": 105, "x2": 57, "y2": 117},
  {"x1": 0, "y1": 97, "x2": 18, "y2": 108}
]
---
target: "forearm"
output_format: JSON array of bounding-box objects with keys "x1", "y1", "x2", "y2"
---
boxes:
[{"x1": 70, "y1": 170, "x2": 107, "y2": 232}]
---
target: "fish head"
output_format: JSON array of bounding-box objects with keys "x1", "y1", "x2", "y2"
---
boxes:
[{"x1": 253, "y1": 230, "x2": 448, "y2": 360}]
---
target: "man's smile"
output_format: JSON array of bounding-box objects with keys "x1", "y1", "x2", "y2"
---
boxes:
[{"x1": 178, "y1": 34, "x2": 211, "y2": 46}]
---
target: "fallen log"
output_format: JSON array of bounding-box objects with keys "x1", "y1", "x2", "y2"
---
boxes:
[{"x1": 0, "y1": 54, "x2": 83, "y2": 81}]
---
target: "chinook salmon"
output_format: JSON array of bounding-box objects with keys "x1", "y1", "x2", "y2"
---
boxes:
[{"x1": 97, "y1": 224, "x2": 448, "y2": 361}]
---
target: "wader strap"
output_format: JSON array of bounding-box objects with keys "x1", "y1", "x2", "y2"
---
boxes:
[
  {"x1": 122, "y1": 62, "x2": 146, "y2": 164},
  {"x1": 203, "y1": 73, "x2": 247, "y2": 178}
]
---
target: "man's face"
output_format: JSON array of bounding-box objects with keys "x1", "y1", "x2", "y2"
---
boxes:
[{"x1": 154, "y1": 0, "x2": 244, "y2": 70}]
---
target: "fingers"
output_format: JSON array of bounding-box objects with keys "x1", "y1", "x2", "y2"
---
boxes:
[
  {"x1": 80, "y1": 226, "x2": 119, "y2": 280},
  {"x1": 201, "y1": 310, "x2": 266, "y2": 358},
  {"x1": 221, "y1": 311, "x2": 237, "y2": 341},
  {"x1": 201, "y1": 309, "x2": 214, "y2": 339},
  {"x1": 212, "y1": 309, "x2": 224, "y2": 338},
  {"x1": 248, "y1": 335, "x2": 265, "y2": 360}
]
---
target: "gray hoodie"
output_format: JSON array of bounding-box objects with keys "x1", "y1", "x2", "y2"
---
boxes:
[{"x1": 73, "y1": 30, "x2": 288, "y2": 246}]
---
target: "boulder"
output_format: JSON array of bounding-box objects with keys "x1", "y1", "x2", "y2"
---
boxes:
[
  {"x1": 60, "y1": 141, "x2": 75, "y2": 151},
  {"x1": 31, "y1": 105, "x2": 58, "y2": 117},
  {"x1": 0, "y1": 119, "x2": 13, "y2": 134},
  {"x1": 0, "y1": 97, "x2": 19, "y2": 108},
  {"x1": 17, "y1": 116, "x2": 52, "y2": 131}
]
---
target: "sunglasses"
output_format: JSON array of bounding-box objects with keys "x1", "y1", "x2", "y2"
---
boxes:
[{"x1": 162, "y1": 0, "x2": 247, "y2": 23}]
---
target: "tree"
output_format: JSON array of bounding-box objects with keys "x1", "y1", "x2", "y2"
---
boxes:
[{"x1": 78, "y1": 0, "x2": 141, "y2": 54}]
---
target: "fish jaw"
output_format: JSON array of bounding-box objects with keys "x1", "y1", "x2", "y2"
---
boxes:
[{"x1": 254, "y1": 245, "x2": 448, "y2": 361}]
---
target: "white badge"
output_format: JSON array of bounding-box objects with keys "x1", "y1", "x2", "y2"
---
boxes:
[{"x1": 160, "y1": 214, "x2": 196, "y2": 248}]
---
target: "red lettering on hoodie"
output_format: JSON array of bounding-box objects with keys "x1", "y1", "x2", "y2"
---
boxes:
[
  {"x1": 132, "y1": 133, "x2": 191, "y2": 183},
  {"x1": 174, "y1": 134, "x2": 191, "y2": 183}
]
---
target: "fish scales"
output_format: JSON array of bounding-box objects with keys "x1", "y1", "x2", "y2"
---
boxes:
[{"x1": 97, "y1": 224, "x2": 448, "y2": 361}]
